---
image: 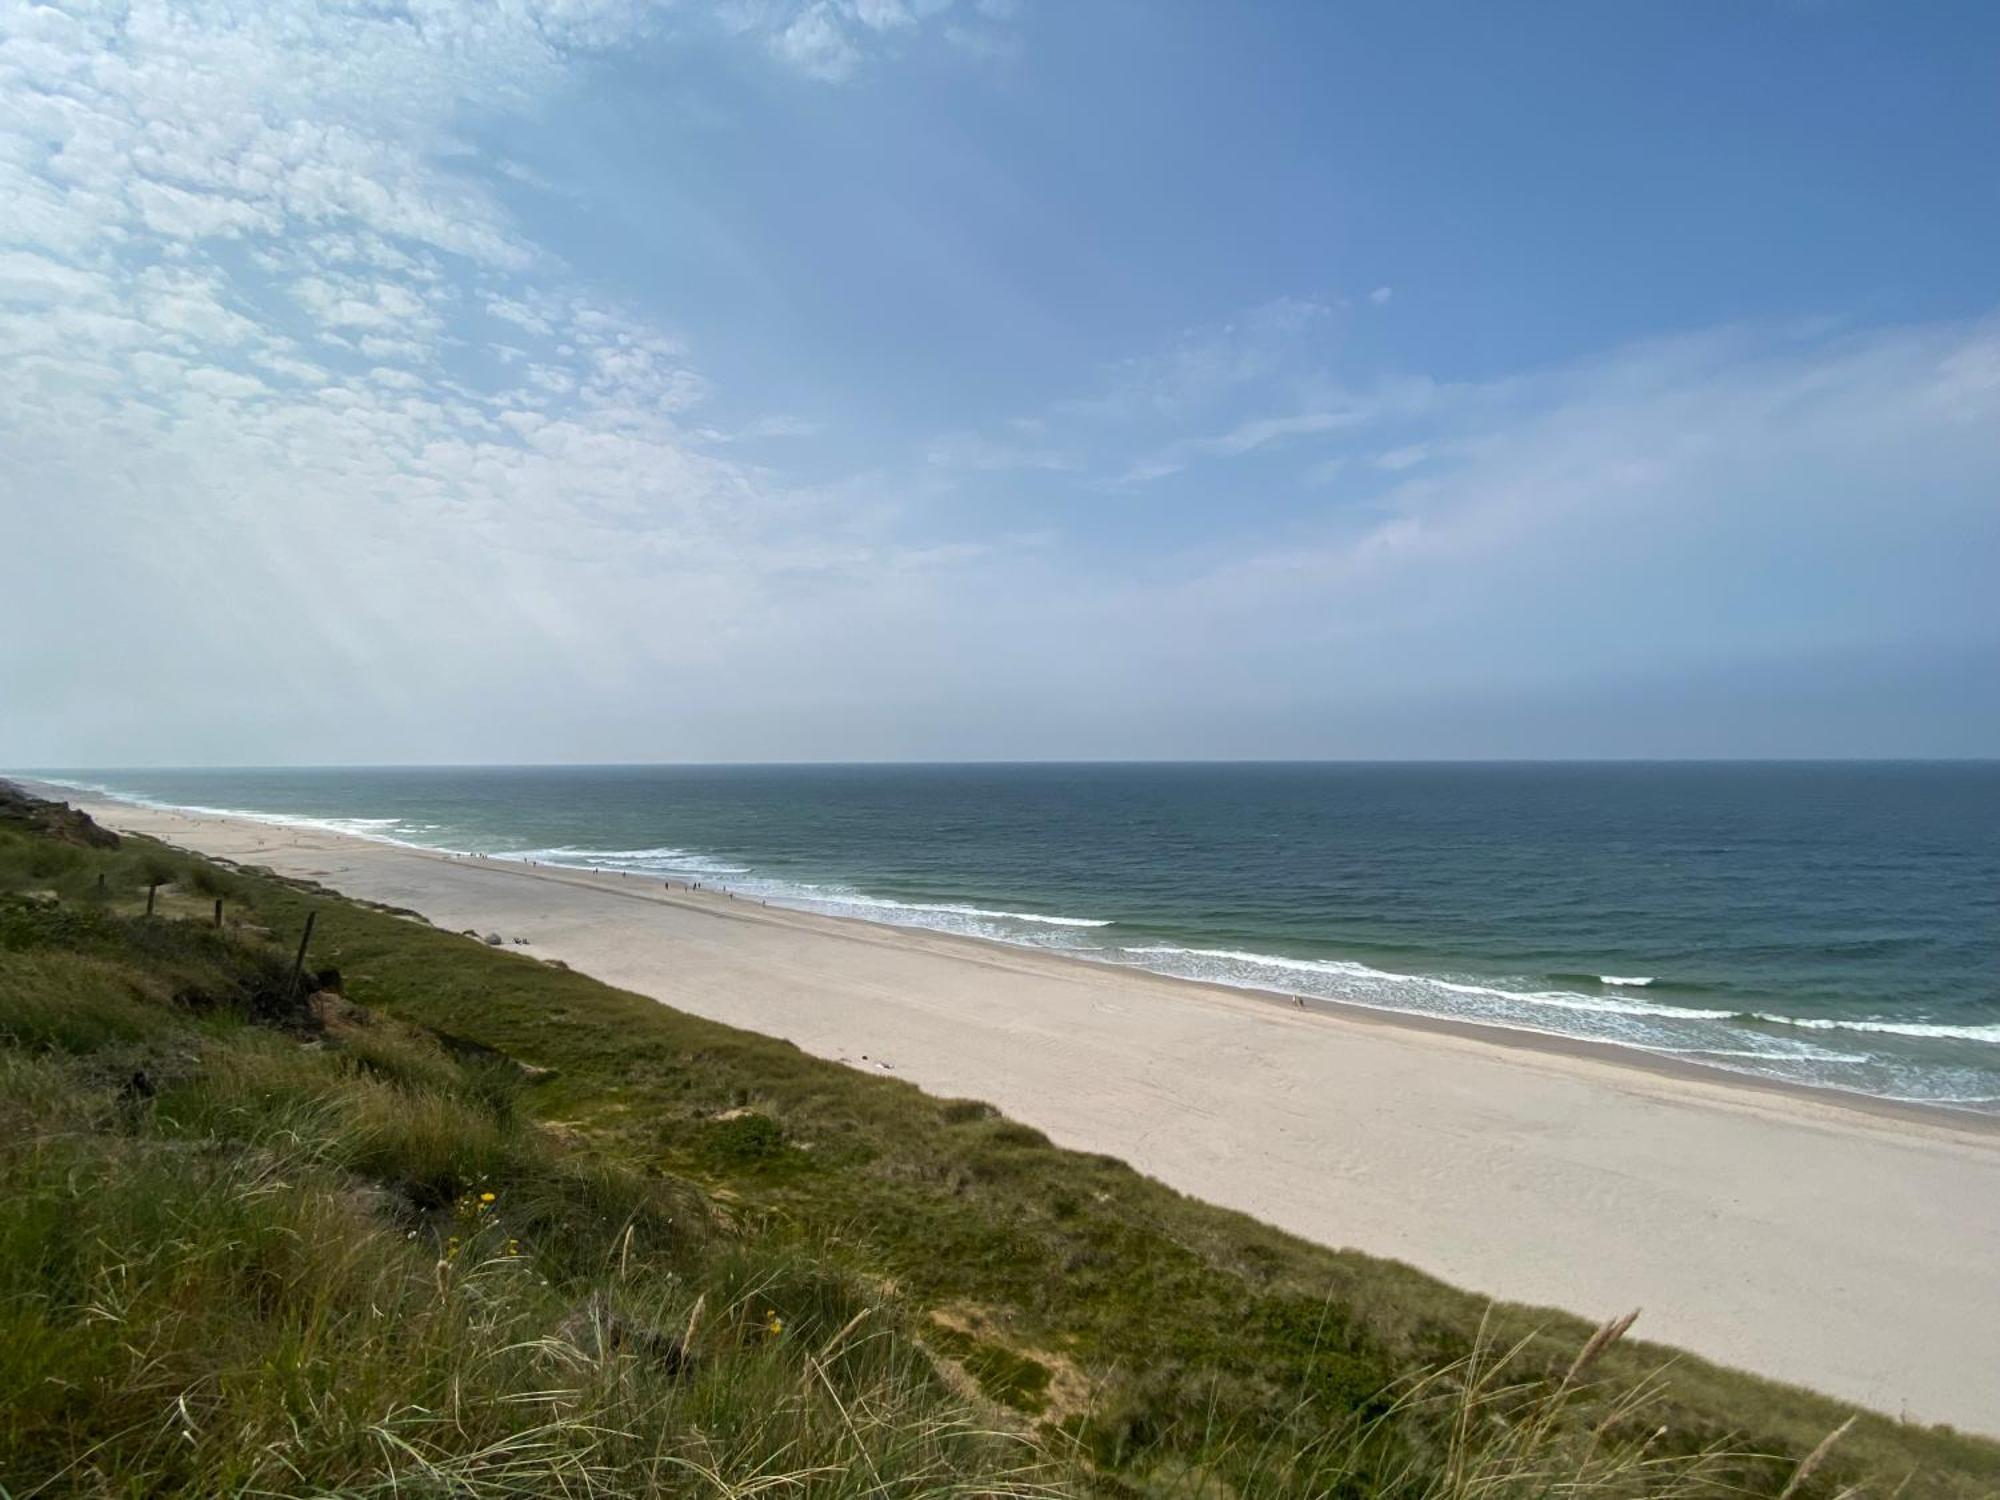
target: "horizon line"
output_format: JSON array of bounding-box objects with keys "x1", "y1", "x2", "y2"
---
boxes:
[{"x1": 13, "y1": 756, "x2": 2000, "y2": 774}]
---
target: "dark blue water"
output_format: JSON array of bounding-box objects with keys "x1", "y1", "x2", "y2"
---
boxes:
[{"x1": 33, "y1": 763, "x2": 2000, "y2": 1110}]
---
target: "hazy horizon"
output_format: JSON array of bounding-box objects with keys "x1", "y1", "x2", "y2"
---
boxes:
[
  {"x1": 19, "y1": 754, "x2": 2000, "y2": 774},
  {"x1": 4, "y1": 3, "x2": 1997, "y2": 764}
]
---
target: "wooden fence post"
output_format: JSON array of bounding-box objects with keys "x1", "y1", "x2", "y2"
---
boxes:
[
  {"x1": 145, "y1": 881, "x2": 157, "y2": 918},
  {"x1": 214, "y1": 897, "x2": 224, "y2": 929},
  {"x1": 288, "y1": 911, "x2": 317, "y2": 999}
]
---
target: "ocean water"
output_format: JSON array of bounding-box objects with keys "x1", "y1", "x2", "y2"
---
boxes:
[{"x1": 32, "y1": 763, "x2": 2000, "y2": 1112}]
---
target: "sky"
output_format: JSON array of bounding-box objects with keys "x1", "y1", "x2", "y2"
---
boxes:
[{"x1": 2, "y1": 0, "x2": 1997, "y2": 765}]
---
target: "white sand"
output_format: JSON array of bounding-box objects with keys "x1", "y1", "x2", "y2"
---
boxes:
[{"x1": 60, "y1": 793, "x2": 2000, "y2": 1434}]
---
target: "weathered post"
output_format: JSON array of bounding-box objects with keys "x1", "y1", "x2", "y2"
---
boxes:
[
  {"x1": 288, "y1": 910, "x2": 317, "y2": 1000},
  {"x1": 145, "y1": 881, "x2": 158, "y2": 918},
  {"x1": 213, "y1": 897, "x2": 224, "y2": 929}
]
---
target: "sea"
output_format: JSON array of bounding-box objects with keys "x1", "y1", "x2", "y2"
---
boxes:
[{"x1": 29, "y1": 762, "x2": 2000, "y2": 1113}]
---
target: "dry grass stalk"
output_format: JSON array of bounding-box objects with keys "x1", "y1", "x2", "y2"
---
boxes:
[
  {"x1": 1565, "y1": 1307, "x2": 1642, "y2": 1388},
  {"x1": 1778, "y1": 1415, "x2": 1856, "y2": 1500},
  {"x1": 818, "y1": 1306, "x2": 872, "y2": 1361},
  {"x1": 681, "y1": 1291, "x2": 706, "y2": 1353}
]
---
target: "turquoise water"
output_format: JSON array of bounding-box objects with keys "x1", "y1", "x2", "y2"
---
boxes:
[{"x1": 33, "y1": 763, "x2": 2000, "y2": 1111}]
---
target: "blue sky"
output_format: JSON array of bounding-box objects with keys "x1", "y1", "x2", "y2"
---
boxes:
[{"x1": 2, "y1": 1, "x2": 1996, "y2": 762}]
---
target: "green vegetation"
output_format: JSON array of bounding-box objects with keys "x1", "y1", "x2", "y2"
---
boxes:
[{"x1": 1, "y1": 783, "x2": 1993, "y2": 1498}]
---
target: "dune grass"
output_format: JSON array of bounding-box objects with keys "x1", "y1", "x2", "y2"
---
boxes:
[
  {"x1": 0, "y1": 915, "x2": 1053, "y2": 1497},
  {"x1": 0, "y1": 785, "x2": 1994, "y2": 1498}
]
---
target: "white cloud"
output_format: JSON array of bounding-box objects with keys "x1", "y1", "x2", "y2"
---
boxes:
[
  {"x1": 1201, "y1": 409, "x2": 1365, "y2": 457},
  {"x1": 485, "y1": 293, "x2": 556, "y2": 336},
  {"x1": 852, "y1": 0, "x2": 916, "y2": 29},
  {"x1": 1372, "y1": 443, "x2": 1427, "y2": 471},
  {"x1": 182, "y1": 364, "x2": 270, "y2": 401},
  {"x1": 135, "y1": 265, "x2": 265, "y2": 347},
  {"x1": 965, "y1": 296, "x2": 1453, "y2": 492},
  {"x1": 1071, "y1": 296, "x2": 1334, "y2": 422},
  {"x1": 728, "y1": 0, "x2": 1005, "y2": 77},
  {"x1": 1301, "y1": 455, "x2": 1347, "y2": 487},
  {"x1": 0, "y1": 0, "x2": 1013, "y2": 763},
  {"x1": 942, "y1": 21, "x2": 1022, "y2": 66},
  {"x1": 1107, "y1": 410, "x2": 1363, "y2": 485},
  {"x1": 130, "y1": 178, "x2": 283, "y2": 239},
  {"x1": 889, "y1": 311, "x2": 2000, "y2": 755},
  {"x1": 293, "y1": 276, "x2": 440, "y2": 339},
  {"x1": 771, "y1": 5, "x2": 863, "y2": 80},
  {"x1": 0, "y1": 249, "x2": 102, "y2": 302},
  {"x1": 926, "y1": 430, "x2": 1076, "y2": 471},
  {"x1": 1368, "y1": 285, "x2": 1393, "y2": 306},
  {"x1": 1188, "y1": 317, "x2": 2000, "y2": 682},
  {"x1": 736, "y1": 413, "x2": 825, "y2": 440}
]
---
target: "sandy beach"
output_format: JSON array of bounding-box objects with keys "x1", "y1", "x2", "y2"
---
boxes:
[{"x1": 53, "y1": 789, "x2": 2000, "y2": 1435}]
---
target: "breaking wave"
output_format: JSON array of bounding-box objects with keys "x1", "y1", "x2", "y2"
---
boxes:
[
  {"x1": 29, "y1": 779, "x2": 442, "y2": 850},
  {"x1": 1124, "y1": 946, "x2": 1739, "y2": 1022},
  {"x1": 1745, "y1": 1014, "x2": 2000, "y2": 1045},
  {"x1": 498, "y1": 845, "x2": 753, "y2": 876},
  {"x1": 809, "y1": 894, "x2": 1110, "y2": 927}
]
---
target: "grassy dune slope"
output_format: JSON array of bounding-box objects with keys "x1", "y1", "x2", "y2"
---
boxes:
[{"x1": 1, "y1": 785, "x2": 1993, "y2": 1498}]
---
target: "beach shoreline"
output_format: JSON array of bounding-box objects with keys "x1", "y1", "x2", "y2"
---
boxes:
[
  {"x1": 30, "y1": 781, "x2": 2000, "y2": 1433},
  {"x1": 26, "y1": 777, "x2": 1995, "y2": 1135}
]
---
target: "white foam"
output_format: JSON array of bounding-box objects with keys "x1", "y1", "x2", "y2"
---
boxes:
[
  {"x1": 21, "y1": 776, "x2": 125, "y2": 800},
  {"x1": 500, "y1": 845, "x2": 752, "y2": 876},
  {"x1": 1124, "y1": 942, "x2": 2000, "y2": 1063},
  {"x1": 509, "y1": 858, "x2": 1109, "y2": 928},
  {"x1": 1126, "y1": 944, "x2": 1367, "y2": 972},
  {"x1": 1124, "y1": 946, "x2": 1738, "y2": 1022},
  {"x1": 1748, "y1": 1014, "x2": 2000, "y2": 1045},
  {"x1": 1601, "y1": 975, "x2": 1655, "y2": 986},
  {"x1": 863, "y1": 902, "x2": 1109, "y2": 928},
  {"x1": 1877, "y1": 1092, "x2": 2000, "y2": 1105},
  {"x1": 1648, "y1": 1045, "x2": 1873, "y2": 1064},
  {"x1": 41, "y1": 782, "x2": 443, "y2": 852},
  {"x1": 783, "y1": 891, "x2": 1110, "y2": 927}
]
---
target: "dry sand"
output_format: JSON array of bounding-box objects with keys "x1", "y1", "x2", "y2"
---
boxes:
[{"x1": 58, "y1": 792, "x2": 2000, "y2": 1435}]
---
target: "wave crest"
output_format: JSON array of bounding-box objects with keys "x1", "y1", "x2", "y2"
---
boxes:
[
  {"x1": 793, "y1": 892, "x2": 1110, "y2": 927},
  {"x1": 1124, "y1": 946, "x2": 1739, "y2": 1022},
  {"x1": 1745, "y1": 1013, "x2": 2000, "y2": 1045},
  {"x1": 501, "y1": 845, "x2": 753, "y2": 876}
]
